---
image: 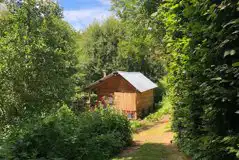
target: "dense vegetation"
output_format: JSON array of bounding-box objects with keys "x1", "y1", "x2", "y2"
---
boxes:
[
  {"x1": 111, "y1": 0, "x2": 239, "y2": 159},
  {"x1": 1, "y1": 0, "x2": 239, "y2": 159},
  {"x1": 78, "y1": 17, "x2": 165, "y2": 85},
  {"x1": 0, "y1": 1, "x2": 132, "y2": 159},
  {"x1": 0, "y1": 106, "x2": 131, "y2": 159},
  {"x1": 159, "y1": 1, "x2": 239, "y2": 159},
  {"x1": 0, "y1": 0, "x2": 77, "y2": 125}
]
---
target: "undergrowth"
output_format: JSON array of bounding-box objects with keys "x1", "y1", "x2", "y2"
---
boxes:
[
  {"x1": 145, "y1": 96, "x2": 172, "y2": 122},
  {"x1": 130, "y1": 77, "x2": 173, "y2": 132},
  {"x1": 130, "y1": 96, "x2": 173, "y2": 132},
  {"x1": 0, "y1": 106, "x2": 132, "y2": 160}
]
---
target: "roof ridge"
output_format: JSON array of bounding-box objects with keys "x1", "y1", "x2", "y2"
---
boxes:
[
  {"x1": 117, "y1": 71, "x2": 141, "y2": 73},
  {"x1": 86, "y1": 71, "x2": 157, "y2": 92}
]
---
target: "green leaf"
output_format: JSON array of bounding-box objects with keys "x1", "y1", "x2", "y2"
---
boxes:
[
  {"x1": 232, "y1": 62, "x2": 239, "y2": 67},
  {"x1": 211, "y1": 77, "x2": 222, "y2": 81},
  {"x1": 224, "y1": 50, "x2": 236, "y2": 58},
  {"x1": 232, "y1": 30, "x2": 239, "y2": 34},
  {"x1": 151, "y1": 12, "x2": 158, "y2": 18},
  {"x1": 223, "y1": 19, "x2": 239, "y2": 28},
  {"x1": 219, "y1": 39, "x2": 230, "y2": 48}
]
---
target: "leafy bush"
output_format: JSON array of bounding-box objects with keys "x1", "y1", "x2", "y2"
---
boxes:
[
  {"x1": 0, "y1": 106, "x2": 132, "y2": 160},
  {"x1": 146, "y1": 95, "x2": 172, "y2": 122},
  {"x1": 71, "y1": 92, "x2": 98, "y2": 112},
  {"x1": 111, "y1": 0, "x2": 239, "y2": 159},
  {"x1": 130, "y1": 120, "x2": 142, "y2": 132},
  {"x1": 152, "y1": 0, "x2": 239, "y2": 159},
  {"x1": 0, "y1": 0, "x2": 78, "y2": 125}
]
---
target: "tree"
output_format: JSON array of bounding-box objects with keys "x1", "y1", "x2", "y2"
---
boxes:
[
  {"x1": 78, "y1": 17, "x2": 126, "y2": 84},
  {"x1": 111, "y1": 0, "x2": 239, "y2": 159},
  {"x1": 111, "y1": 0, "x2": 165, "y2": 82},
  {"x1": 152, "y1": 0, "x2": 239, "y2": 159},
  {"x1": 0, "y1": 0, "x2": 78, "y2": 124}
]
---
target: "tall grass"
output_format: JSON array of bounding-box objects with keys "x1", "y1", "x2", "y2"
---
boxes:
[
  {"x1": 145, "y1": 76, "x2": 173, "y2": 122},
  {"x1": 145, "y1": 96, "x2": 172, "y2": 122}
]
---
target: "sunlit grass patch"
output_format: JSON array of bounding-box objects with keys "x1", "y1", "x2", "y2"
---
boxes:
[
  {"x1": 145, "y1": 96, "x2": 173, "y2": 122},
  {"x1": 113, "y1": 143, "x2": 186, "y2": 160}
]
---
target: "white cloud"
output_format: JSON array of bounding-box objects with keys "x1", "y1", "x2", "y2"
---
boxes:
[{"x1": 63, "y1": 8, "x2": 112, "y2": 30}]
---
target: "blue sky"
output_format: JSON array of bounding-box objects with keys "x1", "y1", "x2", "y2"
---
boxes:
[{"x1": 59, "y1": 0, "x2": 113, "y2": 30}]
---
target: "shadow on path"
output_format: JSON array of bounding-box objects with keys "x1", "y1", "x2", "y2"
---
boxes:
[
  {"x1": 113, "y1": 115, "x2": 190, "y2": 160},
  {"x1": 115, "y1": 143, "x2": 188, "y2": 160}
]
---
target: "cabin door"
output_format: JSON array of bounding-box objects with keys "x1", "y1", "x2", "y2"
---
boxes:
[{"x1": 114, "y1": 92, "x2": 136, "y2": 112}]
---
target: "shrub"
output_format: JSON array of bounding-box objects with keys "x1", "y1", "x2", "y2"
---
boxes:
[
  {"x1": 0, "y1": 106, "x2": 132, "y2": 160},
  {"x1": 145, "y1": 95, "x2": 172, "y2": 122},
  {"x1": 155, "y1": 0, "x2": 239, "y2": 159},
  {"x1": 130, "y1": 120, "x2": 142, "y2": 132},
  {"x1": 0, "y1": 0, "x2": 78, "y2": 124},
  {"x1": 71, "y1": 92, "x2": 98, "y2": 112}
]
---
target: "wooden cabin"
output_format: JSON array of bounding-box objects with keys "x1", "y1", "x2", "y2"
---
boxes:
[{"x1": 86, "y1": 71, "x2": 157, "y2": 119}]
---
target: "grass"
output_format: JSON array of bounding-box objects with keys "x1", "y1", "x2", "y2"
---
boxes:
[
  {"x1": 130, "y1": 120, "x2": 142, "y2": 132},
  {"x1": 145, "y1": 96, "x2": 172, "y2": 122},
  {"x1": 113, "y1": 117, "x2": 188, "y2": 160},
  {"x1": 130, "y1": 94, "x2": 173, "y2": 133},
  {"x1": 113, "y1": 78, "x2": 188, "y2": 160},
  {"x1": 112, "y1": 94, "x2": 189, "y2": 160},
  {"x1": 113, "y1": 143, "x2": 176, "y2": 160},
  {"x1": 113, "y1": 143, "x2": 188, "y2": 160}
]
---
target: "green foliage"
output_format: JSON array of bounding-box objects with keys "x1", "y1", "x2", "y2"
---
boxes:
[
  {"x1": 71, "y1": 92, "x2": 98, "y2": 112},
  {"x1": 2, "y1": 0, "x2": 238, "y2": 159},
  {"x1": 78, "y1": 16, "x2": 165, "y2": 86},
  {"x1": 146, "y1": 96, "x2": 172, "y2": 122},
  {"x1": 130, "y1": 120, "x2": 142, "y2": 132},
  {"x1": 0, "y1": 0, "x2": 78, "y2": 124},
  {"x1": 0, "y1": 106, "x2": 132, "y2": 160},
  {"x1": 78, "y1": 17, "x2": 125, "y2": 84},
  {"x1": 111, "y1": 0, "x2": 166, "y2": 82},
  {"x1": 145, "y1": 76, "x2": 173, "y2": 122},
  {"x1": 112, "y1": 0, "x2": 239, "y2": 159},
  {"x1": 0, "y1": 0, "x2": 76, "y2": 126},
  {"x1": 152, "y1": 0, "x2": 239, "y2": 159}
]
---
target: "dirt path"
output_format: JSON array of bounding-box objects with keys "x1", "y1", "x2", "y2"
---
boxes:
[{"x1": 113, "y1": 115, "x2": 190, "y2": 160}]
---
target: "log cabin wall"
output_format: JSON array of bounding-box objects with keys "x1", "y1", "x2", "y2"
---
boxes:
[
  {"x1": 95, "y1": 75, "x2": 136, "y2": 97},
  {"x1": 136, "y1": 89, "x2": 154, "y2": 116},
  {"x1": 114, "y1": 92, "x2": 137, "y2": 111},
  {"x1": 95, "y1": 75, "x2": 137, "y2": 112}
]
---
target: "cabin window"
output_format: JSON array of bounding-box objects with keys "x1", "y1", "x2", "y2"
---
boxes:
[{"x1": 127, "y1": 112, "x2": 134, "y2": 119}]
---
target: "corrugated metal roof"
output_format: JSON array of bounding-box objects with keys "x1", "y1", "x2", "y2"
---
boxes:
[
  {"x1": 86, "y1": 71, "x2": 157, "y2": 92},
  {"x1": 117, "y1": 71, "x2": 157, "y2": 92}
]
